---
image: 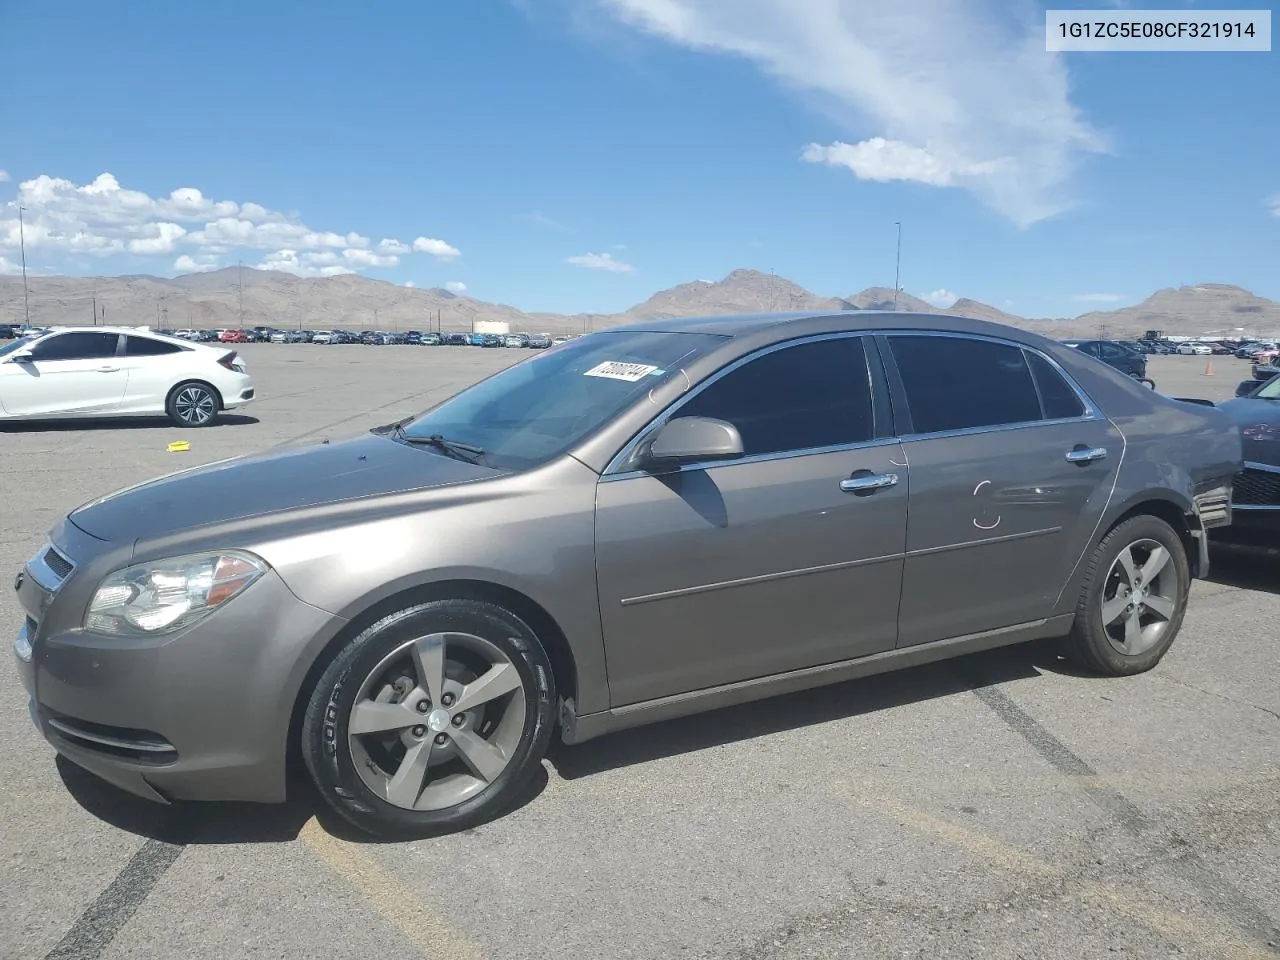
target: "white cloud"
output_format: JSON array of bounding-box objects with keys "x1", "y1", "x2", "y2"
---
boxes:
[
  {"x1": 412, "y1": 236, "x2": 462, "y2": 259},
  {"x1": 256, "y1": 249, "x2": 355, "y2": 277},
  {"x1": 343, "y1": 248, "x2": 399, "y2": 268},
  {"x1": 403, "y1": 280, "x2": 416, "y2": 288},
  {"x1": 922, "y1": 288, "x2": 958, "y2": 307},
  {"x1": 0, "y1": 170, "x2": 10, "y2": 183},
  {"x1": 599, "y1": 0, "x2": 1106, "y2": 227},
  {"x1": 567, "y1": 251, "x2": 634, "y2": 272},
  {"x1": 0, "y1": 254, "x2": 22, "y2": 275},
  {"x1": 1072, "y1": 293, "x2": 1125, "y2": 303},
  {"x1": 1268, "y1": 195, "x2": 1280, "y2": 217},
  {"x1": 523, "y1": 211, "x2": 572, "y2": 232},
  {"x1": 173, "y1": 254, "x2": 219, "y2": 273},
  {"x1": 0, "y1": 171, "x2": 460, "y2": 278},
  {"x1": 445, "y1": 281, "x2": 467, "y2": 293}
]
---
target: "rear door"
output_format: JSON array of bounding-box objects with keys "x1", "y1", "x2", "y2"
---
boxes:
[
  {"x1": 0, "y1": 332, "x2": 126, "y2": 417},
  {"x1": 879, "y1": 333, "x2": 1123, "y2": 647},
  {"x1": 594, "y1": 334, "x2": 909, "y2": 706},
  {"x1": 119, "y1": 335, "x2": 188, "y2": 410}
]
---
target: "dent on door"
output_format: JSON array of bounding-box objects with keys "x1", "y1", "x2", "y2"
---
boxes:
[{"x1": 895, "y1": 420, "x2": 1120, "y2": 648}]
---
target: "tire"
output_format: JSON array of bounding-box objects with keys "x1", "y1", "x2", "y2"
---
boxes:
[
  {"x1": 166, "y1": 381, "x2": 222, "y2": 427},
  {"x1": 302, "y1": 599, "x2": 556, "y2": 839},
  {"x1": 1061, "y1": 514, "x2": 1190, "y2": 676}
]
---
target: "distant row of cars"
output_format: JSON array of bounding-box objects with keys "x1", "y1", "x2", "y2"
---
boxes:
[
  {"x1": 1133, "y1": 335, "x2": 1280, "y2": 361},
  {"x1": 164, "y1": 326, "x2": 575, "y2": 349}
]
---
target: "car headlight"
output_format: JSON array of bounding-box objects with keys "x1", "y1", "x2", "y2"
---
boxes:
[{"x1": 84, "y1": 551, "x2": 268, "y2": 636}]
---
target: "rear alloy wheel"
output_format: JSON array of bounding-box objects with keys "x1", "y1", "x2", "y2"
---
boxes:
[
  {"x1": 302, "y1": 600, "x2": 555, "y2": 839},
  {"x1": 166, "y1": 382, "x2": 220, "y2": 427},
  {"x1": 1061, "y1": 515, "x2": 1190, "y2": 675}
]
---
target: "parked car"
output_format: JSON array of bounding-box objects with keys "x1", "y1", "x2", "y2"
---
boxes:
[
  {"x1": 526, "y1": 333, "x2": 551, "y2": 349},
  {"x1": 504, "y1": 335, "x2": 525, "y2": 348},
  {"x1": 219, "y1": 329, "x2": 249, "y2": 344},
  {"x1": 0, "y1": 324, "x2": 16, "y2": 340},
  {"x1": 0, "y1": 326, "x2": 254, "y2": 427},
  {"x1": 1189, "y1": 375, "x2": 1280, "y2": 555},
  {"x1": 1176, "y1": 342, "x2": 1212, "y2": 356},
  {"x1": 1252, "y1": 361, "x2": 1279, "y2": 382},
  {"x1": 11, "y1": 311, "x2": 1241, "y2": 839},
  {"x1": 1059, "y1": 339, "x2": 1153, "y2": 387},
  {"x1": 443, "y1": 333, "x2": 468, "y2": 345},
  {"x1": 312, "y1": 330, "x2": 334, "y2": 344},
  {"x1": 421, "y1": 332, "x2": 442, "y2": 346}
]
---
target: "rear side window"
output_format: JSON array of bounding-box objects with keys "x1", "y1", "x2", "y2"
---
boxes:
[
  {"x1": 1026, "y1": 351, "x2": 1085, "y2": 420},
  {"x1": 125, "y1": 336, "x2": 184, "y2": 356},
  {"x1": 676, "y1": 336, "x2": 874, "y2": 456},
  {"x1": 889, "y1": 335, "x2": 1042, "y2": 434},
  {"x1": 30, "y1": 332, "x2": 120, "y2": 361}
]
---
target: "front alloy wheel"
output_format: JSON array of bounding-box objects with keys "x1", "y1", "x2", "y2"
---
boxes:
[{"x1": 303, "y1": 600, "x2": 555, "y2": 839}]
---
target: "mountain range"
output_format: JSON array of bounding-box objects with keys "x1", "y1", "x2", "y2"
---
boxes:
[{"x1": 2, "y1": 268, "x2": 1278, "y2": 340}]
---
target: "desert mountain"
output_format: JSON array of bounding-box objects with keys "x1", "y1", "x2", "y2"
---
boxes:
[{"x1": 1, "y1": 268, "x2": 1276, "y2": 339}]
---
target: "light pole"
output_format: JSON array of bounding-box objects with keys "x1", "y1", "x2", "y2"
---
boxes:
[
  {"x1": 893, "y1": 221, "x2": 902, "y2": 309},
  {"x1": 18, "y1": 205, "x2": 31, "y2": 329}
]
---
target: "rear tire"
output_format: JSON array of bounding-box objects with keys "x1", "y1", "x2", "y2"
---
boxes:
[
  {"x1": 302, "y1": 600, "x2": 556, "y2": 839},
  {"x1": 1061, "y1": 515, "x2": 1190, "y2": 676},
  {"x1": 166, "y1": 381, "x2": 221, "y2": 427}
]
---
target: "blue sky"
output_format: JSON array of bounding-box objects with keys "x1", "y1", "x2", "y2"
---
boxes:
[{"x1": 0, "y1": 0, "x2": 1275, "y2": 318}]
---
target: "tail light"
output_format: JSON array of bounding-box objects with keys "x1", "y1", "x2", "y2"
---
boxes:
[{"x1": 217, "y1": 351, "x2": 244, "y2": 373}]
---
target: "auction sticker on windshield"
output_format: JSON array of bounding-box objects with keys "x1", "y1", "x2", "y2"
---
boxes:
[{"x1": 584, "y1": 361, "x2": 661, "y2": 382}]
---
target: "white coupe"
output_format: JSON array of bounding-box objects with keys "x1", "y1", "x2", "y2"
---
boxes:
[
  {"x1": 1176, "y1": 342, "x2": 1212, "y2": 355},
  {"x1": 0, "y1": 327, "x2": 255, "y2": 427}
]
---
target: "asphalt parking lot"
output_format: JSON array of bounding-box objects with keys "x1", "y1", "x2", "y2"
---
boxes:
[{"x1": 2, "y1": 346, "x2": 1277, "y2": 960}]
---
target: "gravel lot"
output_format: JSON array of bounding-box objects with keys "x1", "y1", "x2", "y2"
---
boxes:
[{"x1": 2, "y1": 347, "x2": 1277, "y2": 960}]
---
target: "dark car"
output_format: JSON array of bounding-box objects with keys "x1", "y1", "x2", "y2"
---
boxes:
[
  {"x1": 12, "y1": 310, "x2": 1242, "y2": 839},
  {"x1": 443, "y1": 333, "x2": 468, "y2": 345},
  {"x1": 0, "y1": 324, "x2": 16, "y2": 340},
  {"x1": 1200, "y1": 375, "x2": 1280, "y2": 554},
  {"x1": 1060, "y1": 339, "x2": 1153, "y2": 387}
]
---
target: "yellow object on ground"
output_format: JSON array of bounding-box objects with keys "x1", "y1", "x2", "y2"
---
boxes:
[{"x1": 166, "y1": 440, "x2": 190, "y2": 453}]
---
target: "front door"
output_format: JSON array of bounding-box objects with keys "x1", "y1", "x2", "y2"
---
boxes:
[
  {"x1": 595, "y1": 335, "x2": 909, "y2": 707},
  {"x1": 881, "y1": 334, "x2": 1123, "y2": 647},
  {"x1": 0, "y1": 331, "x2": 126, "y2": 417}
]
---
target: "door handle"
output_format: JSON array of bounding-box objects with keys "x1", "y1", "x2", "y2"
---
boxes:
[
  {"x1": 840, "y1": 472, "x2": 899, "y2": 493},
  {"x1": 1065, "y1": 445, "x2": 1107, "y2": 463},
  {"x1": 96, "y1": 366, "x2": 120, "y2": 373}
]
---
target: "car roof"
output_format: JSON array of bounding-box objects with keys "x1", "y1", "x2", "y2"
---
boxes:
[{"x1": 611, "y1": 309, "x2": 1044, "y2": 342}]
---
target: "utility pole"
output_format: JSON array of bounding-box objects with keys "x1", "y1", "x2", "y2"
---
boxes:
[
  {"x1": 237, "y1": 260, "x2": 244, "y2": 324},
  {"x1": 18, "y1": 205, "x2": 31, "y2": 329},
  {"x1": 893, "y1": 221, "x2": 902, "y2": 309}
]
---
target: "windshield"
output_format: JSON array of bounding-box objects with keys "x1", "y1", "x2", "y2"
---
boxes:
[
  {"x1": 396, "y1": 329, "x2": 727, "y2": 470},
  {"x1": 1254, "y1": 375, "x2": 1280, "y2": 400}
]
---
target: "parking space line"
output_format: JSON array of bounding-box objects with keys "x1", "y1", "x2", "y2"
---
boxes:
[
  {"x1": 853, "y1": 794, "x2": 1278, "y2": 960},
  {"x1": 966, "y1": 680, "x2": 1280, "y2": 944},
  {"x1": 43, "y1": 838, "x2": 185, "y2": 960},
  {"x1": 298, "y1": 818, "x2": 484, "y2": 960}
]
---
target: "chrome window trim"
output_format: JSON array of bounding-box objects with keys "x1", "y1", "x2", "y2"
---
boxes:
[
  {"x1": 876, "y1": 330, "x2": 1105, "y2": 441},
  {"x1": 26, "y1": 543, "x2": 76, "y2": 592},
  {"x1": 1242, "y1": 460, "x2": 1280, "y2": 474},
  {"x1": 601, "y1": 331, "x2": 885, "y2": 480}
]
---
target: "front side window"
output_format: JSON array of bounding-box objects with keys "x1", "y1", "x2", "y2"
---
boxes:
[
  {"x1": 674, "y1": 336, "x2": 875, "y2": 457},
  {"x1": 890, "y1": 335, "x2": 1042, "y2": 434},
  {"x1": 30, "y1": 332, "x2": 120, "y2": 361},
  {"x1": 398, "y1": 330, "x2": 728, "y2": 470}
]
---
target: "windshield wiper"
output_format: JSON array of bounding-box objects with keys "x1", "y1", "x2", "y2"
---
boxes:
[{"x1": 390, "y1": 425, "x2": 486, "y2": 462}]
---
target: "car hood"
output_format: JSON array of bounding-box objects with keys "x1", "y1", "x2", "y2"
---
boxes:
[
  {"x1": 1217, "y1": 397, "x2": 1280, "y2": 464},
  {"x1": 68, "y1": 433, "x2": 499, "y2": 543}
]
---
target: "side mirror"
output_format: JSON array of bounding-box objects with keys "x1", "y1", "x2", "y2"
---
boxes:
[
  {"x1": 645, "y1": 416, "x2": 744, "y2": 465},
  {"x1": 1236, "y1": 379, "x2": 1261, "y2": 397},
  {"x1": 6, "y1": 350, "x2": 33, "y2": 363}
]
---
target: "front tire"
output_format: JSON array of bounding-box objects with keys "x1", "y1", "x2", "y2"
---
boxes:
[
  {"x1": 166, "y1": 381, "x2": 221, "y2": 427},
  {"x1": 302, "y1": 600, "x2": 556, "y2": 839},
  {"x1": 1061, "y1": 515, "x2": 1190, "y2": 676}
]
